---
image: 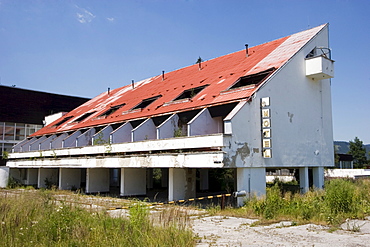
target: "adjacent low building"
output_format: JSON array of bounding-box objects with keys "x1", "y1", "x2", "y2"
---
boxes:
[
  {"x1": 0, "y1": 85, "x2": 89, "y2": 186},
  {"x1": 7, "y1": 24, "x2": 335, "y2": 205}
]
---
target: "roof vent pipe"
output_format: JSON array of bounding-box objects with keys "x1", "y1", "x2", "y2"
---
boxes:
[
  {"x1": 245, "y1": 44, "x2": 249, "y2": 57},
  {"x1": 131, "y1": 80, "x2": 134, "y2": 89},
  {"x1": 108, "y1": 87, "x2": 110, "y2": 96},
  {"x1": 162, "y1": 71, "x2": 165, "y2": 81}
]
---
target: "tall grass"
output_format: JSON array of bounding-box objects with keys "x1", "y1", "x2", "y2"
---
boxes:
[
  {"x1": 242, "y1": 178, "x2": 370, "y2": 225},
  {"x1": 0, "y1": 190, "x2": 194, "y2": 246}
]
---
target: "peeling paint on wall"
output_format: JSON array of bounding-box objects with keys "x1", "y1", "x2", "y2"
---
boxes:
[{"x1": 224, "y1": 142, "x2": 251, "y2": 167}]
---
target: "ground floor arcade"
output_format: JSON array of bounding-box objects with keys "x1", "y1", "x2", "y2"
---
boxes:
[{"x1": 8, "y1": 166, "x2": 325, "y2": 206}]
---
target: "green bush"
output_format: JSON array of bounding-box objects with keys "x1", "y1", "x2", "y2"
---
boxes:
[
  {"x1": 325, "y1": 179, "x2": 355, "y2": 214},
  {"x1": 243, "y1": 178, "x2": 370, "y2": 225}
]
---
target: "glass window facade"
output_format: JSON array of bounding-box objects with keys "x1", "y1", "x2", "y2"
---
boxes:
[{"x1": 0, "y1": 122, "x2": 43, "y2": 159}]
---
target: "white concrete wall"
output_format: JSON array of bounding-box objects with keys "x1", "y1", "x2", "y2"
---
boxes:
[
  {"x1": 44, "y1": 112, "x2": 66, "y2": 126},
  {"x1": 157, "y1": 114, "x2": 179, "y2": 139},
  {"x1": 132, "y1": 119, "x2": 156, "y2": 142},
  {"x1": 51, "y1": 133, "x2": 68, "y2": 149},
  {"x1": 20, "y1": 137, "x2": 37, "y2": 152},
  {"x1": 236, "y1": 167, "x2": 266, "y2": 206},
  {"x1": 257, "y1": 25, "x2": 333, "y2": 168},
  {"x1": 92, "y1": 125, "x2": 113, "y2": 145},
  {"x1": 188, "y1": 108, "x2": 221, "y2": 136},
  {"x1": 168, "y1": 168, "x2": 196, "y2": 201},
  {"x1": 312, "y1": 167, "x2": 324, "y2": 189},
  {"x1": 62, "y1": 130, "x2": 81, "y2": 148},
  {"x1": 12, "y1": 138, "x2": 31, "y2": 152},
  {"x1": 120, "y1": 168, "x2": 146, "y2": 196},
  {"x1": 29, "y1": 136, "x2": 48, "y2": 151},
  {"x1": 0, "y1": 167, "x2": 9, "y2": 188},
  {"x1": 86, "y1": 168, "x2": 109, "y2": 193},
  {"x1": 9, "y1": 134, "x2": 225, "y2": 160},
  {"x1": 76, "y1": 128, "x2": 96, "y2": 147},
  {"x1": 223, "y1": 100, "x2": 262, "y2": 168},
  {"x1": 59, "y1": 168, "x2": 81, "y2": 190},
  {"x1": 40, "y1": 135, "x2": 56, "y2": 150},
  {"x1": 27, "y1": 168, "x2": 38, "y2": 185},
  {"x1": 38, "y1": 168, "x2": 58, "y2": 188},
  {"x1": 325, "y1": 169, "x2": 370, "y2": 179},
  {"x1": 299, "y1": 167, "x2": 309, "y2": 193},
  {"x1": 111, "y1": 122, "x2": 132, "y2": 144}
]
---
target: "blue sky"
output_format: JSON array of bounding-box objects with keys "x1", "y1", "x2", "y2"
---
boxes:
[{"x1": 0, "y1": 0, "x2": 369, "y2": 144}]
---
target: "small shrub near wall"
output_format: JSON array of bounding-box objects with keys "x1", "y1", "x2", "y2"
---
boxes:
[{"x1": 243, "y1": 178, "x2": 370, "y2": 225}]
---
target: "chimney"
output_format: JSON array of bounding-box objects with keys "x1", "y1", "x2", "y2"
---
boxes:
[
  {"x1": 245, "y1": 44, "x2": 249, "y2": 57},
  {"x1": 131, "y1": 80, "x2": 135, "y2": 89},
  {"x1": 162, "y1": 71, "x2": 165, "y2": 81},
  {"x1": 108, "y1": 87, "x2": 110, "y2": 96}
]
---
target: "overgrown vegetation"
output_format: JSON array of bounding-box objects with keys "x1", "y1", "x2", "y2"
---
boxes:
[
  {"x1": 0, "y1": 190, "x2": 194, "y2": 246},
  {"x1": 209, "y1": 178, "x2": 370, "y2": 227}
]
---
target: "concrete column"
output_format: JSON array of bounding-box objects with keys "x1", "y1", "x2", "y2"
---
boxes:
[
  {"x1": 199, "y1": 169, "x2": 209, "y2": 191},
  {"x1": 312, "y1": 167, "x2": 324, "y2": 189},
  {"x1": 38, "y1": 168, "x2": 58, "y2": 188},
  {"x1": 59, "y1": 168, "x2": 81, "y2": 190},
  {"x1": 168, "y1": 168, "x2": 196, "y2": 201},
  {"x1": 120, "y1": 168, "x2": 146, "y2": 196},
  {"x1": 236, "y1": 167, "x2": 266, "y2": 207},
  {"x1": 86, "y1": 168, "x2": 109, "y2": 193},
  {"x1": 299, "y1": 167, "x2": 309, "y2": 193},
  {"x1": 161, "y1": 168, "x2": 168, "y2": 188},
  {"x1": 147, "y1": 169, "x2": 154, "y2": 189},
  {"x1": 0, "y1": 167, "x2": 9, "y2": 188}
]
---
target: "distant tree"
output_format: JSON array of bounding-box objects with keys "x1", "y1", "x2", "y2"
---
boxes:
[{"x1": 348, "y1": 137, "x2": 368, "y2": 168}]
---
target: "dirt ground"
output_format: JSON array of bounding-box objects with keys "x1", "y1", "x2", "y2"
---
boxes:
[{"x1": 192, "y1": 215, "x2": 370, "y2": 247}]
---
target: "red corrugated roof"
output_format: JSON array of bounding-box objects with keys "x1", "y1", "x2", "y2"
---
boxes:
[{"x1": 32, "y1": 24, "x2": 326, "y2": 136}]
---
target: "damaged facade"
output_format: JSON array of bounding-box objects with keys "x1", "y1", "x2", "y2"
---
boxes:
[{"x1": 7, "y1": 24, "x2": 334, "y2": 205}]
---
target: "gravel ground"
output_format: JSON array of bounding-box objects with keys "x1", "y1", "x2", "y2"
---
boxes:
[{"x1": 192, "y1": 215, "x2": 370, "y2": 247}]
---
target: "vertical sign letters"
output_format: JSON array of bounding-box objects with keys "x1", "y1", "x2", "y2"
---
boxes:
[{"x1": 261, "y1": 97, "x2": 272, "y2": 158}]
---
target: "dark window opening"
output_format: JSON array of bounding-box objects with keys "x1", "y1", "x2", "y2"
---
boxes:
[
  {"x1": 98, "y1": 104, "x2": 126, "y2": 118},
  {"x1": 132, "y1": 95, "x2": 162, "y2": 110},
  {"x1": 208, "y1": 102, "x2": 239, "y2": 118},
  {"x1": 54, "y1": 116, "x2": 74, "y2": 127},
  {"x1": 73, "y1": 111, "x2": 96, "y2": 123},
  {"x1": 152, "y1": 114, "x2": 172, "y2": 127},
  {"x1": 129, "y1": 119, "x2": 146, "y2": 128},
  {"x1": 174, "y1": 85, "x2": 208, "y2": 101},
  {"x1": 306, "y1": 47, "x2": 331, "y2": 59},
  {"x1": 306, "y1": 48, "x2": 316, "y2": 58},
  {"x1": 229, "y1": 68, "x2": 275, "y2": 90}
]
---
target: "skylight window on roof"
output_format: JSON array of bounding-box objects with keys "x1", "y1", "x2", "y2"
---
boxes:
[
  {"x1": 132, "y1": 95, "x2": 162, "y2": 110},
  {"x1": 73, "y1": 111, "x2": 96, "y2": 123},
  {"x1": 174, "y1": 85, "x2": 208, "y2": 101},
  {"x1": 98, "y1": 104, "x2": 126, "y2": 118},
  {"x1": 229, "y1": 68, "x2": 275, "y2": 90},
  {"x1": 54, "y1": 116, "x2": 74, "y2": 127}
]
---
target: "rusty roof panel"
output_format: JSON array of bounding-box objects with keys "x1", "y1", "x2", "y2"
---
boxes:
[{"x1": 32, "y1": 24, "x2": 326, "y2": 136}]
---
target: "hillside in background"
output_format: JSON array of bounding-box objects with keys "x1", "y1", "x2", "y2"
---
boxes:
[{"x1": 334, "y1": 141, "x2": 370, "y2": 159}]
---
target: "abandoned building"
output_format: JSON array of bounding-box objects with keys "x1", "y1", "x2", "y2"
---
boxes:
[{"x1": 6, "y1": 24, "x2": 334, "y2": 205}]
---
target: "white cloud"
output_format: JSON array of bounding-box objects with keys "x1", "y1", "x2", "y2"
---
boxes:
[
  {"x1": 106, "y1": 17, "x2": 115, "y2": 22},
  {"x1": 75, "y1": 5, "x2": 95, "y2": 24}
]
